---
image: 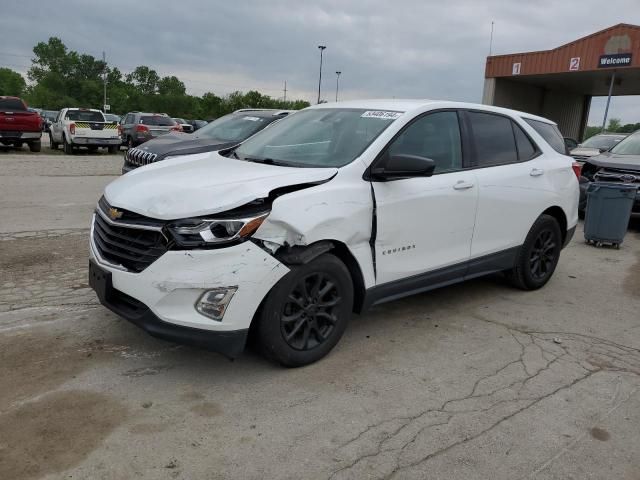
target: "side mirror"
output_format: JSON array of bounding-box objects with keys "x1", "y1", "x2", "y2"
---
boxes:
[{"x1": 371, "y1": 154, "x2": 436, "y2": 181}]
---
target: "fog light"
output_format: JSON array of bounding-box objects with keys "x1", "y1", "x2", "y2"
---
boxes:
[{"x1": 195, "y1": 287, "x2": 237, "y2": 321}]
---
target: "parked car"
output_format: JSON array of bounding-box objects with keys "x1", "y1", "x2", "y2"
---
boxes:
[
  {"x1": 172, "y1": 117, "x2": 193, "y2": 133},
  {"x1": 189, "y1": 119, "x2": 208, "y2": 131},
  {"x1": 122, "y1": 109, "x2": 292, "y2": 173},
  {"x1": 41, "y1": 110, "x2": 59, "y2": 132},
  {"x1": 49, "y1": 108, "x2": 121, "y2": 154},
  {"x1": 89, "y1": 100, "x2": 579, "y2": 366},
  {"x1": 578, "y1": 130, "x2": 640, "y2": 216},
  {"x1": 570, "y1": 133, "x2": 627, "y2": 160},
  {"x1": 104, "y1": 113, "x2": 121, "y2": 123},
  {"x1": 564, "y1": 137, "x2": 578, "y2": 151},
  {"x1": 120, "y1": 112, "x2": 181, "y2": 148},
  {"x1": 0, "y1": 96, "x2": 42, "y2": 152}
]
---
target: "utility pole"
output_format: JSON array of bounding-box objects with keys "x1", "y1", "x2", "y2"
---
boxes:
[
  {"x1": 102, "y1": 51, "x2": 107, "y2": 111},
  {"x1": 335, "y1": 71, "x2": 341, "y2": 102},
  {"x1": 283, "y1": 80, "x2": 287, "y2": 102},
  {"x1": 317, "y1": 45, "x2": 326, "y2": 104},
  {"x1": 489, "y1": 21, "x2": 495, "y2": 56}
]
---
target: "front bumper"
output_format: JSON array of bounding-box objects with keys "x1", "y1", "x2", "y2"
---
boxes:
[
  {"x1": 73, "y1": 137, "x2": 120, "y2": 146},
  {"x1": 89, "y1": 230, "x2": 289, "y2": 356}
]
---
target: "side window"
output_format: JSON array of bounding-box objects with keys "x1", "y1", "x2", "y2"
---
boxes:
[
  {"x1": 387, "y1": 111, "x2": 462, "y2": 173},
  {"x1": 524, "y1": 119, "x2": 567, "y2": 155},
  {"x1": 512, "y1": 123, "x2": 537, "y2": 161},
  {"x1": 468, "y1": 112, "x2": 518, "y2": 166}
]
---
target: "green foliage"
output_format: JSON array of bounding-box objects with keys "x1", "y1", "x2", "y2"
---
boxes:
[
  {"x1": 21, "y1": 37, "x2": 310, "y2": 119},
  {"x1": 607, "y1": 118, "x2": 621, "y2": 132},
  {"x1": 0, "y1": 68, "x2": 26, "y2": 96},
  {"x1": 584, "y1": 117, "x2": 640, "y2": 140}
]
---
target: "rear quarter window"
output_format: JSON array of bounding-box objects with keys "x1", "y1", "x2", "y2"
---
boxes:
[
  {"x1": 524, "y1": 119, "x2": 567, "y2": 155},
  {"x1": 0, "y1": 98, "x2": 27, "y2": 111}
]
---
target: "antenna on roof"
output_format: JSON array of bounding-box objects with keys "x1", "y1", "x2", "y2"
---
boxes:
[{"x1": 489, "y1": 21, "x2": 495, "y2": 56}]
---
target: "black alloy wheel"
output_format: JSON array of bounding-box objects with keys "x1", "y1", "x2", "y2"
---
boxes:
[
  {"x1": 529, "y1": 229, "x2": 557, "y2": 281},
  {"x1": 257, "y1": 253, "x2": 353, "y2": 367},
  {"x1": 280, "y1": 272, "x2": 341, "y2": 351}
]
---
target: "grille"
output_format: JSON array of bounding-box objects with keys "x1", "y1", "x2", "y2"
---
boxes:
[
  {"x1": 92, "y1": 201, "x2": 168, "y2": 273},
  {"x1": 595, "y1": 170, "x2": 640, "y2": 184},
  {"x1": 126, "y1": 147, "x2": 158, "y2": 167}
]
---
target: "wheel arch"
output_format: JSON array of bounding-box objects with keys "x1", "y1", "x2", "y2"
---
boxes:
[
  {"x1": 274, "y1": 239, "x2": 367, "y2": 314},
  {"x1": 541, "y1": 206, "x2": 567, "y2": 244}
]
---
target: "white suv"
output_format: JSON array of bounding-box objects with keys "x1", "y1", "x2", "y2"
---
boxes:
[{"x1": 89, "y1": 100, "x2": 579, "y2": 366}]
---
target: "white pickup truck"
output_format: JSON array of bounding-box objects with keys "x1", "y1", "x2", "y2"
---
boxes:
[{"x1": 49, "y1": 108, "x2": 121, "y2": 154}]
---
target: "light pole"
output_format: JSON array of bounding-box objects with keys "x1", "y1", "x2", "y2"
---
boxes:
[
  {"x1": 317, "y1": 45, "x2": 326, "y2": 104},
  {"x1": 335, "y1": 71, "x2": 341, "y2": 102}
]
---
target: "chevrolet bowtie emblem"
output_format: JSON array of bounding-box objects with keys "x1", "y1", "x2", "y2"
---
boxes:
[{"x1": 108, "y1": 207, "x2": 123, "y2": 220}]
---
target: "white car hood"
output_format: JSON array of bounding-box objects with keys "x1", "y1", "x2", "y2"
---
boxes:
[{"x1": 104, "y1": 152, "x2": 338, "y2": 220}]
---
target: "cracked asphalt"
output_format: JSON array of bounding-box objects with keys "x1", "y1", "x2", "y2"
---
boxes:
[{"x1": 1, "y1": 151, "x2": 639, "y2": 480}]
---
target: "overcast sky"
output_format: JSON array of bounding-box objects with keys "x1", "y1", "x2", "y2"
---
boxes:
[{"x1": 1, "y1": 0, "x2": 639, "y2": 126}]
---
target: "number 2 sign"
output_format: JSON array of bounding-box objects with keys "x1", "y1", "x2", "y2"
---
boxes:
[{"x1": 569, "y1": 57, "x2": 580, "y2": 71}]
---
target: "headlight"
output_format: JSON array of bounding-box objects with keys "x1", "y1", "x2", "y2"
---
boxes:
[{"x1": 167, "y1": 212, "x2": 269, "y2": 247}]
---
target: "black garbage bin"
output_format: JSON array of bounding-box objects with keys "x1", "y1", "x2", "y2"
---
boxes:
[{"x1": 584, "y1": 182, "x2": 637, "y2": 248}]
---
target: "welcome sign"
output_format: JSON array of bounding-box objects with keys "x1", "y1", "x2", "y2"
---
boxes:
[{"x1": 598, "y1": 53, "x2": 633, "y2": 68}]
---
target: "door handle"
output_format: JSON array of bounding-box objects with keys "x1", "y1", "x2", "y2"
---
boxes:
[
  {"x1": 453, "y1": 180, "x2": 474, "y2": 190},
  {"x1": 530, "y1": 168, "x2": 545, "y2": 177}
]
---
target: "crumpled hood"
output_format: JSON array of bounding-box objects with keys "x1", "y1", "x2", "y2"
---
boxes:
[
  {"x1": 105, "y1": 151, "x2": 338, "y2": 220},
  {"x1": 584, "y1": 152, "x2": 640, "y2": 171}
]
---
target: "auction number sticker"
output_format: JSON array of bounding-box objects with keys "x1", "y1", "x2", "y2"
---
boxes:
[
  {"x1": 243, "y1": 116, "x2": 261, "y2": 122},
  {"x1": 361, "y1": 111, "x2": 403, "y2": 120}
]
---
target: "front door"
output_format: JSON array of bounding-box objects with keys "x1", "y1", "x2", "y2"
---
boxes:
[{"x1": 372, "y1": 111, "x2": 478, "y2": 284}]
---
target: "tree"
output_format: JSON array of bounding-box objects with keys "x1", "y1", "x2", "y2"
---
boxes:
[
  {"x1": 0, "y1": 68, "x2": 26, "y2": 96},
  {"x1": 607, "y1": 118, "x2": 621, "y2": 132}
]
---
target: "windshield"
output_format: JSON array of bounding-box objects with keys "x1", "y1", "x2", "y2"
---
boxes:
[
  {"x1": 610, "y1": 132, "x2": 640, "y2": 155},
  {"x1": 140, "y1": 115, "x2": 176, "y2": 126},
  {"x1": 66, "y1": 110, "x2": 104, "y2": 122},
  {"x1": 582, "y1": 135, "x2": 625, "y2": 150},
  {"x1": 195, "y1": 113, "x2": 273, "y2": 142},
  {"x1": 233, "y1": 108, "x2": 401, "y2": 167}
]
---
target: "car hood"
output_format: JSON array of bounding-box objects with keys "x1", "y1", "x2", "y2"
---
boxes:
[
  {"x1": 133, "y1": 133, "x2": 236, "y2": 159},
  {"x1": 584, "y1": 152, "x2": 640, "y2": 171},
  {"x1": 570, "y1": 147, "x2": 601, "y2": 157},
  {"x1": 105, "y1": 151, "x2": 338, "y2": 220}
]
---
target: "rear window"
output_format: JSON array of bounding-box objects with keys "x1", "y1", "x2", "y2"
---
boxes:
[
  {"x1": 524, "y1": 119, "x2": 566, "y2": 154},
  {"x1": 468, "y1": 112, "x2": 518, "y2": 166},
  {"x1": 66, "y1": 110, "x2": 105, "y2": 122},
  {"x1": 140, "y1": 116, "x2": 176, "y2": 126},
  {"x1": 0, "y1": 98, "x2": 27, "y2": 111}
]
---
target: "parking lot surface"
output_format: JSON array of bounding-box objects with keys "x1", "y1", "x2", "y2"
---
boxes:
[{"x1": 1, "y1": 152, "x2": 639, "y2": 480}]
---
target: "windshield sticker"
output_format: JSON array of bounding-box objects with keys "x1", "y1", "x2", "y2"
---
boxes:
[
  {"x1": 361, "y1": 111, "x2": 403, "y2": 120},
  {"x1": 243, "y1": 116, "x2": 261, "y2": 122}
]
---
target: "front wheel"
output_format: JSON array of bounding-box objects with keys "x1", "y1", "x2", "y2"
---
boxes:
[
  {"x1": 506, "y1": 214, "x2": 562, "y2": 290},
  {"x1": 257, "y1": 253, "x2": 353, "y2": 367}
]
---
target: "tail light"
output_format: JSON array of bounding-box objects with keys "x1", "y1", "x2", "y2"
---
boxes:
[
  {"x1": 572, "y1": 161, "x2": 583, "y2": 179},
  {"x1": 117, "y1": 125, "x2": 122, "y2": 136},
  {"x1": 69, "y1": 123, "x2": 76, "y2": 134},
  {"x1": 170, "y1": 124, "x2": 183, "y2": 132},
  {"x1": 136, "y1": 125, "x2": 149, "y2": 133}
]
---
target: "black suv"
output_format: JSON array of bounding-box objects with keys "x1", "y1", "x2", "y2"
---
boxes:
[
  {"x1": 120, "y1": 112, "x2": 180, "y2": 148},
  {"x1": 122, "y1": 109, "x2": 292, "y2": 173}
]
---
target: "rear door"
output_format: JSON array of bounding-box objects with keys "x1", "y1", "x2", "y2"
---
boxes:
[
  {"x1": 465, "y1": 111, "x2": 550, "y2": 260},
  {"x1": 372, "y1": 110, "x2": 479, "y2": 284}
]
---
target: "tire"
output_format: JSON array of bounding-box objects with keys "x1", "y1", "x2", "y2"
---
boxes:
[
  {"x1": 88, "y1": 146, "x2": 98, "y2": 153},
  {"x1": 127, "y1": 137, "x2": 134, "y2": 149},
  {"x1": 49, "y1": 133, "x2": 58, "y2": 150},
  {"x1": 506, "y1": 214, "x2": 562, "y2": 290},
  {"x1": 63, "y1": 136, "x2": 74, "y2": 155},
  {"x1": 28, "y1": 141, "x2": 41, "y2": 153},
  {"x1": 257, "y1": 253, "x2": 353, "y2": 367},
  {"x1": 107, "y1": 145, "x2": 118, "y2": 154}
]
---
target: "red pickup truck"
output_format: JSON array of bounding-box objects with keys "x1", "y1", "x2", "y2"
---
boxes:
[{"x1": 0, "y1": 96, "x2": 42, "y2": 152}]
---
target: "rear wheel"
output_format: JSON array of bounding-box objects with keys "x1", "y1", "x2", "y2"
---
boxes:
[
  {"x1": 127, "y1": 137, "x2": 134, "y2": 149},
  {"x1": 28, "y1": 141, "x2": 41, "y2": 153},
  {"x1": 506, "y1": 214, "x2": 562, "y2": 290},
  {"x1": 63, "y1": 136, "x2": 74, "y2": 155},
  {"x1": 107, "y1": 145, "x2": 118, "y2": 154},
  {"x1": 257, "y1": 253, "x2": 353, "y2": 367}
]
